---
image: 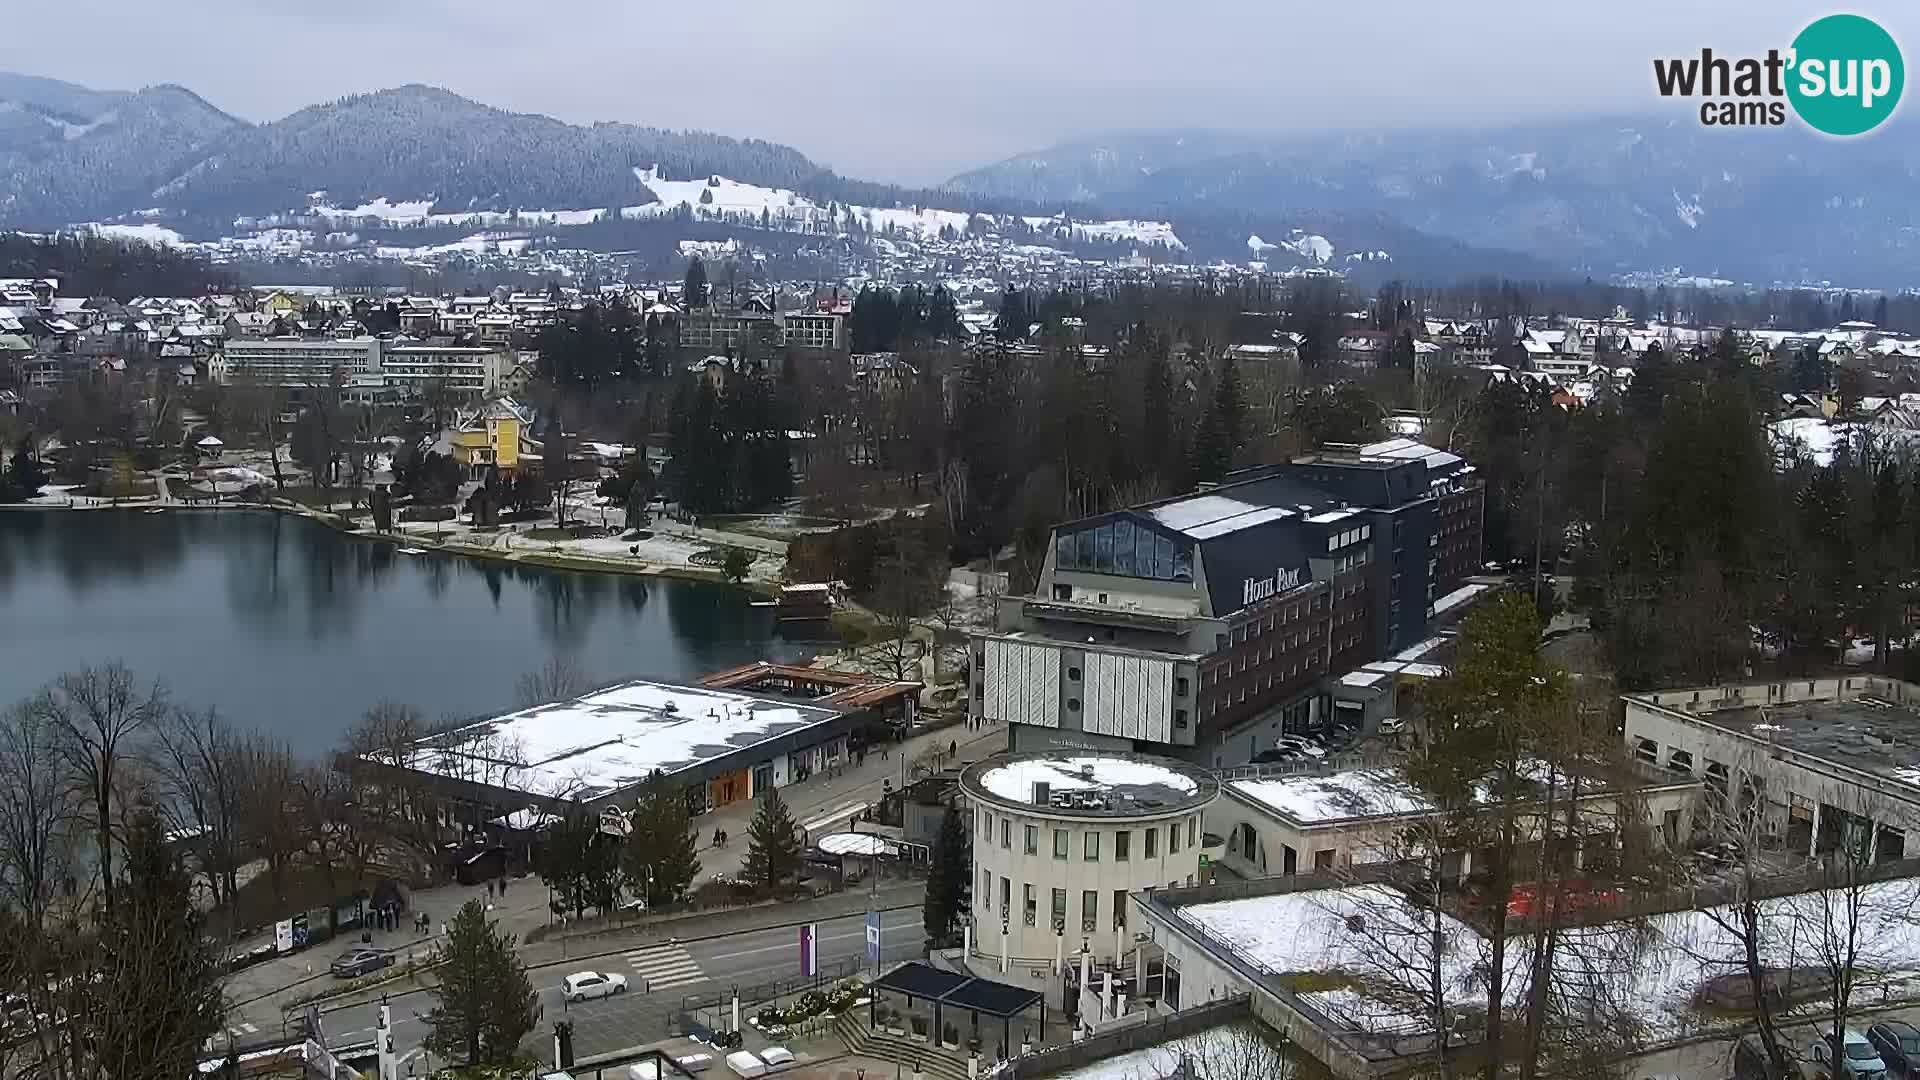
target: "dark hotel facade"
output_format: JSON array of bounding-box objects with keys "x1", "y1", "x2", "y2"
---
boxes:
[{"x1": 968, "y1": 438, "x2": 1484, "y2": 766}]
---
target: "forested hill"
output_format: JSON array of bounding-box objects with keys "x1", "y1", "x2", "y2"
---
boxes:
[
  {"x1": 0, "y1": 233, "x2": 231, "y2": 298},
  {"x1": 147, "y1": 85, "x2": 844, "y2": 220},
  {"x1": 0, "y1": 77, "x2": 1037, "y2": 230}
]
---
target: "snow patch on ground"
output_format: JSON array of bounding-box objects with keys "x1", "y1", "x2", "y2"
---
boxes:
[{"x1": 87, "y1": 223, "x2": 184, "y2": 247}]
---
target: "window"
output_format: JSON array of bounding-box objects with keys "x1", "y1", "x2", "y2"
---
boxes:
[
  {"x1": 1051, "y1": 888, "x2": 1068, "y2": 930},
  {"x1": 1024, "y1": 824, "x2": 1038, "y2": 855},
  {"x1": 1084, "y1": 831, "x2": 1100, "y2": 861},
  {"x1": 1098, "y1": 593, "x2": 1108, "y2": 604},
  {"x1": 1067, "y1": 698, "x2": 1081, "y2": 713},
  {"x1": 1001, "y1": 819, "x2": 1011, "y2": 849},
  {"x1": 1114, "y1": 890, "x2": 1128, "y2": 930},
  {"x1": 1082, "y1": 890, "x2": 1099, "y2": 933},
  {"x1": 981, "y1": 869, "x2": 992, "y2": 911},
  {"x1": 1314, "y1": 849, "x2": 1335, "y2": 871},
  {"x1": 1169, "y1": 824, "x2": 1181, "y2": 855},
  {"x1": 1000, "y1": 877, "x2": 1010, "y2": 918},
  {"x1": 1115, "y1": 830, "x2": 1130, "y2": 861},
  {"x1": 1067, "y1": 666, "x2": 1082, "y2": 681},
  {"x1": 1188, "y1": 817, "x2": 1198, "y2": 848},
  {"x1": 1054, "y1": 829, "x2": 1069, "y2": 859},
  {"x1": 1174, "y1": 676, "x2": 1189, "y2": 696},
  {"x1": 1023, "y1": 883, "x2": 1036, "y2": 926},
  {"x1": 1052, "y1": 583, "x2": 1072, "y2": 601},
  {"x1": 1174, "y1": 708, "x2": 1189, "y2": 729},
  {"x1": 1144, "y1": 827, "x2": 1158, "y2": 859},
  {"x1": 982, "y1": 809, "x2": 990, "y2": 836}
]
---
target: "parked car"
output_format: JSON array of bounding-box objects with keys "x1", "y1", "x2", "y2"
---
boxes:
[
  {"x1": 1275, "y1": 736, "x2": 1327, "y2": 758},
  {"x1": 1810, "y1": 1029, "x2": 1888, "y2": 1080},
  {"x1": 330, "y1": 949, "x2": 394, "y2": 978},
  {"x1": 562, "y1": 971, "x2": 628, "y2": 1003},
  {"x1": 1504, "y1": 880, "x2": 1627, "y2": 920},
  {"x1": 1868, "y1": 1023, "x2": 1920, "y2": 1075}
]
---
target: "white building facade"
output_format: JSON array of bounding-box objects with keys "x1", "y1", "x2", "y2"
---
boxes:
[{"x1": 960, "y1": 752, "x2": 1218, "y2": 968}]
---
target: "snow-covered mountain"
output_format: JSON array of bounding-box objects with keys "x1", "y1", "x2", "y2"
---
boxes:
[
  {"x1": 0, "y1": 73, "x2": 242, "y2": 227},
  {"x1": 946, "y1": 118, "x2": 1920, "y2": 288},
  {"x1": 0, "y1": 72, "x2": 1555, "y2": 282}
]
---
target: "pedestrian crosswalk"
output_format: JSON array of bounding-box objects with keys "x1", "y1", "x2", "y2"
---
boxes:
[{"x1": 623, "y1": 942, "x2": 707, "y2": 991}]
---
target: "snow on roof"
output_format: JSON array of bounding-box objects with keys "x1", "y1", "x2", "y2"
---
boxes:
[
  {"x1": 1337, "y1": 669, "x2": 1389, "y2": 688},
  {"x1": 1357, "y1": 438, "x2": 1464, "y2": 471},
  {"x1": 1431, "y1": 583, "x2": 1492, "y2": 618},
  {"x1": 817, "y1": 832, "x2": 898, "y2": 856},
  {"x1": 1184, "y1": 885, "x2": 1484, "y2": 987},
  {"x1": 973, "y1": 755, "x2": 1204, "y2": 811},
  {"x1": 1146, "y1": 494, "x2": 1294, "y2": 538},
  {"x1": 400, "y1": 679, "x2": 847, "y2": 803},
  {"x1": 1230, "y1": 770, "x2": 1435, "y2": 823},
  {"x1": 1050, "y1": 1025, "x2": 1253, "y2": 1080},
  {"x1": 1392, "y1": 637, "x2": 1448, "y2": 663}
]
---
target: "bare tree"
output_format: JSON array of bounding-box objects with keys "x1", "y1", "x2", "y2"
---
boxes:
[
  {"x1": 238, "y1": 735, "x2": 301, "y2": 910},
  {"x1": 30, "y1": 664, "x2": 168, "y2": 918},
  {"x1": 148, "y1": 705, "x2": 247, "y2": 912},
  {"x1": 514, "y1": 655, "x2": 595, "y2": 709}
]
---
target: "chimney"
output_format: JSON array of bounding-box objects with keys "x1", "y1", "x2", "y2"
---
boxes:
[
  {"x1": 1081, "y1": 764, "x2": 1096, "y2": 781},
  {"x1": 1033, "y1": 781, "x2": 1051, "y2": 806}
]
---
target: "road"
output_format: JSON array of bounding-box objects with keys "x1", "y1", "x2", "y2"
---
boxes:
[{"x1": 286, "y1": 907, "x2": 926, "y2": 1063}]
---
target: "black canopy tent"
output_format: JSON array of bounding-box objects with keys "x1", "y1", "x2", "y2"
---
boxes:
[{"x1": 867, "y1": 963, "x2": 1046, "y2": 1061}]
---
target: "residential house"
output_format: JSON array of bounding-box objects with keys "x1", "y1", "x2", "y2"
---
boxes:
[{"x1": 447, "y1": 397, "x2": 537, "y2": 480}]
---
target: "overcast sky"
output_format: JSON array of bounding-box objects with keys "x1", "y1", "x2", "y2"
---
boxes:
[{"x1": 1, "y1": 1, "x2": 1908, "y2": 186}]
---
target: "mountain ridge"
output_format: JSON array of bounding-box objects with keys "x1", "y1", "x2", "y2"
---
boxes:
[{"x1": 946, "y1": 118, "x2": 1920, "y2": 287}]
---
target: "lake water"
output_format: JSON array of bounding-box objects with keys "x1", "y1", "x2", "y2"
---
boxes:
[{"x1": 0, "y1": 510, "x2": 819, "y2": 757}]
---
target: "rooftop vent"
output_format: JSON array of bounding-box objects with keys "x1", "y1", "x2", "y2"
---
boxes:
[{"x1": 1080, "y1": 764, "x2": 1096, "y2": 780}]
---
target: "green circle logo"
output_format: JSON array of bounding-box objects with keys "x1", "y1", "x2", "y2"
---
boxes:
[{"x1": 1788, "y1": 14, "x2": 1904, "y2": 135}]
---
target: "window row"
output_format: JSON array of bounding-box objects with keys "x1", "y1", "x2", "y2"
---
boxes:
[
  {"x1": 977, "y1": 811, "x2": 1203, "y2": 861},
  {"x1": 1054, "y1": 520, "x2": 1194, "y2": 582}
]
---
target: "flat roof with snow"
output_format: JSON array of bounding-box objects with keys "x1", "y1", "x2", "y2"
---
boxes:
[
  {"x1": 961, "y1": 752, "x2": 1216, "y2": 818},
  {"x1": 392, "y1": 679, "x2": 851, "y2": 805}
]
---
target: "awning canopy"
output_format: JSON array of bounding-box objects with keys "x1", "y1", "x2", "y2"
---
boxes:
[{"x1": 870, "y1": 962, "x2": 1043, "y2": 1019}]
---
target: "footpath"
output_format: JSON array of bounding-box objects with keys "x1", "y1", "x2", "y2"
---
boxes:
[{"x1": 228, "y1": 719, "x2": 1008, "y2": 1016}]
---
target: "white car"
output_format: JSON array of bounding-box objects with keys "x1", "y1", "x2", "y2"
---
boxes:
[{"x1": 562, "y1": 971, "x2": 628, "y2": 1002}]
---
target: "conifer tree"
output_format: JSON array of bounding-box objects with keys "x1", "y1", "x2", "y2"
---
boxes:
[
  {"x1": 88, "y1": 807, "x2": 224, "y2": 1079},
  {"x1": 922, "y1": 805, "x2": 971, "y2": 943},
  {"x1": 742, "y1": 785, "x2": 803, "y2": 893},
  {"x1": 424, "y1": 899, "x2": 541, "y2": 1068},
  {"x1": 683, "y1": 257, "x2": 709, "y2": 307},
  {"x1": 625, "y1": 770, "x2": 701, "y2": 906}
]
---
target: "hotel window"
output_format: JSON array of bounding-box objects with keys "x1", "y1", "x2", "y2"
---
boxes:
[
  {"x1": 981, "y1": 869, "x2": 991, "y2": 911},
  {"x1": 1000, "y1": 876, "x2": 1010, "y2": 917},
  {"x1": 1145, "y1": 827, "x2": 1159, "y2": 858},
  {"x1": 1054, "y1": 829, "x2": 1069, "y2": 859},
  {"x1": 1002, "y1": 819, "x2": 1011, "y2": 848},
  {"x1": 1188, "y1": 817, "x2": 1198, "y2": 847},
  {"x1": 1052, "y1": 888, "x2": 1068, "y2": 929},
  {"x1": 1084, "y1": 831, "x2": 1100, "y2": 861},
  {"x1": 1115, "y1": 830, "x2": 1130, "y2": 861},
  {"x1": 1024, "y1": 884, "x2": 1036, "y2": 926},
  {"x1": 1169, "y1": 824, "x2": 1181, "y2": 854},
  {"x1": 1113, "y1": 890, "x2": 1128, "y2": 930},
  {"x1": 1082, "y1": 890, "x2": 1099, "y2": 933},
  {"x1": 1025, "y1": 824, "x2": 1038, "y2": 855}
]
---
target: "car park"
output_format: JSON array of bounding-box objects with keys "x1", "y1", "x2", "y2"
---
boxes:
[{"x1": 562, "y1": 971, "x2": 628, "y2": 1002}]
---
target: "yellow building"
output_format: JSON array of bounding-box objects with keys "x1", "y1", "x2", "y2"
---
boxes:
[
  {"x1": 448, "y1": 398, "x2": 534, "y2": 478},
  {"x1": 258, "y1": 291, "x2": 304, "y2": 319}
]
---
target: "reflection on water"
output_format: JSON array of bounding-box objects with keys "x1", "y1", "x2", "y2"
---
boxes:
[{"x1": 0, "y1": 510, "x2": 814, "y2": 756}]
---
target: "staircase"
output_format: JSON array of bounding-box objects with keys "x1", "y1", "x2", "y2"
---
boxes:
[{"x1": 833, "y1": 1014, "x2": 974, "y2": 1080}]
